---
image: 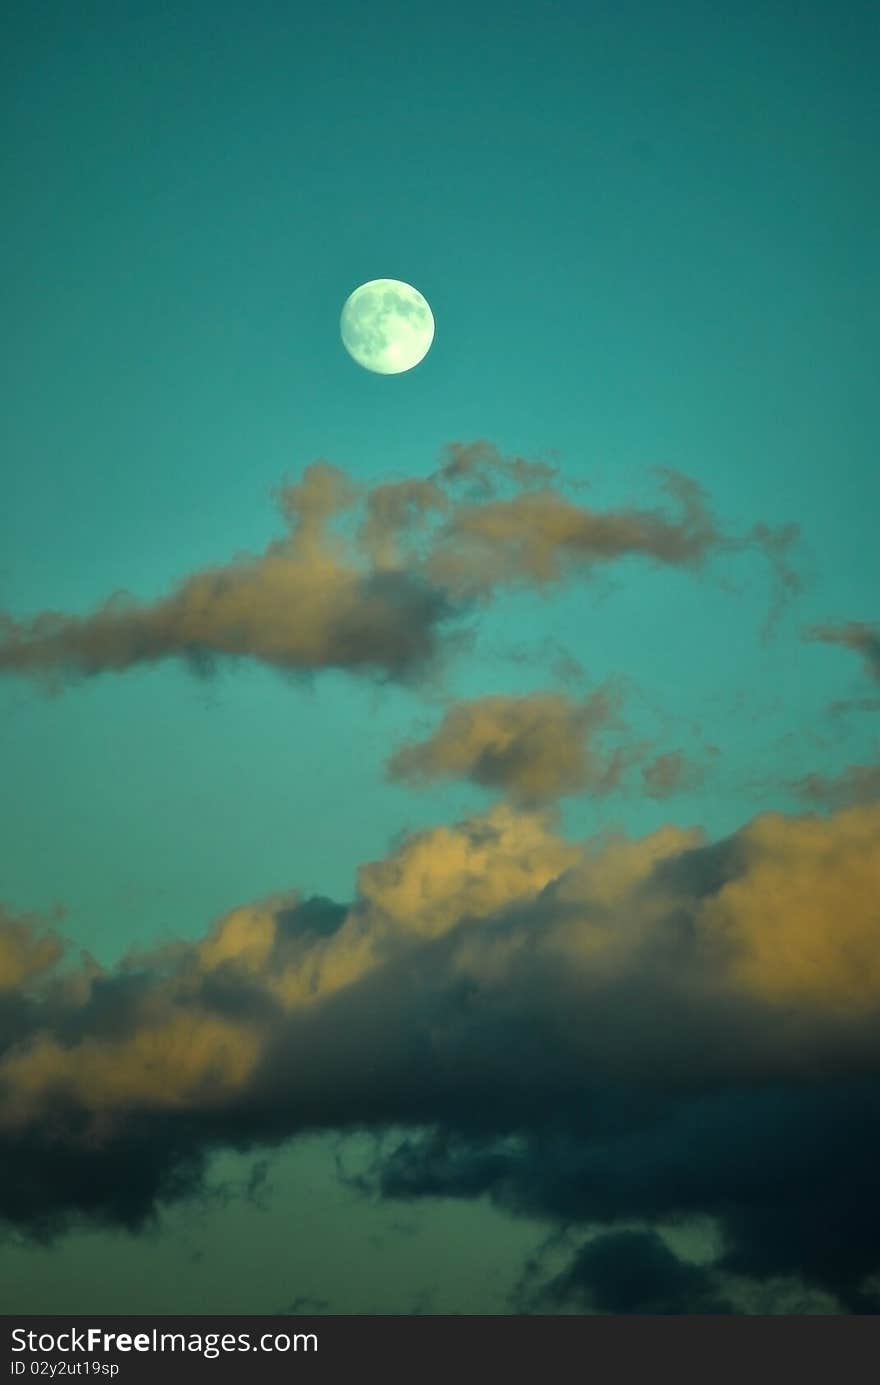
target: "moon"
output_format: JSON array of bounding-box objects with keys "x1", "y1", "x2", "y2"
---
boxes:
[{"x1": 340, "y1": 279, "x2": 435, "y2": 375}]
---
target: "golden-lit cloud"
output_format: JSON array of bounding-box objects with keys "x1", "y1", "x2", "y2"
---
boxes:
[
  {"x1": 0, "y1": 462, "x2": 453, "y2": 686},
  {"x1": 2, "y1": 1011, "x2": 260, "y2": 1129},
  {"x1": 699, "y1": 803, "x2": 880, "y2": 1011},
  {"x1": 0, "y1": 444, "x2": 799, "y2": 689},
  {"x1": 357, "y1": 802, "x2": 579, "y2": 936},
  {"x1": 386, "y1": 690, "x2": 625, "y2": 804},
  {"x1": 0, "y1": 910, "x2": 64, "y2": 991},
  {"x1": 1, "y1": 797, "x2": 879, "y2": 1307},
  {"x1": 2, "y1": 799, "x2": 878, "y2": 1147},
  {"x1": 422, "y1": 469, "x2": 720, "y2": 599}
]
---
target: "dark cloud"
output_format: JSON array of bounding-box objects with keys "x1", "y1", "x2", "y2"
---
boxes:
[
  {"x1": 373, "y1": 1071, "x2": 880, "y2": 1313},
  {"x1": 375, "y1": 1081, "x2": 880, "y2": 1313},
  {"x1": 1, "y1": 800, "x2": 879, "y2": 1312},
  {"x1": 538, "y1": 1230, "x2": 731, "y2": 1314}
]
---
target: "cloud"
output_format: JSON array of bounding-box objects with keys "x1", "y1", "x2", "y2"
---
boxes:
[
  {"x1": 0, "y1": 462, "x2": 456, "y2": 687},
  {"x1": 538, "y1": 1230, "x2": 732, "y2": 1314},
  {"x1": 359, "y1": 478, "x2": 450, "y2": 570},
  {"x1": 432, "y1": 440, "x2": 559, "y2": 495},
  {"x1": 792, "y1": 762, "x2": 880, "y2": 809},
  {"x1": 376, "y1": 1080, "x2": 880, "y2": 1313},
  {"x1": 749, "y1": 522, "x2": 802, "y2": 638},
  {"x1": 807, "y1": 621, "x2": 880, "y2": 686},
  {"x1": 385, "y1": 693, "x2": 709, "y2": 809},
  {"x1": 0, "y1": 910, "x2": 64, "y2": 991},
  {"x1": 1, "y1": 799, "x2": 880, "y2": 1310},
  {"x1": 423, "y1": 461, "x2": 800, "y2": 615},
  {"x1": 386, "y1": 690, "x2": 625, "y2": 804},
  {"x1": 0, "y1": 444, "x2": 799, "y2": 690},
  {"x1": 640, "y1": 750, "x2": 705, "y2": 800},
  {"x1": 828, "y1": 697, "x2": 880, "y2": 719},
  {"x1": 422, "y1": 468, "x2": 722, "y2": 599}
]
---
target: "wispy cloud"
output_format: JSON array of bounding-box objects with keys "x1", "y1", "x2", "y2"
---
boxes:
[
  {"x1": 791, "y1": 761, "x2": 880, "y2": 809},
  {"x1": 0, "y1": 443, "x2": 800, "y2": 690},
  {"x1": 807, "y1": 621, "x2": 880, "y2": 686}
]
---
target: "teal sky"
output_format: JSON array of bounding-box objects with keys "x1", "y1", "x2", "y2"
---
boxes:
[{"x1": 1, "y1": 0, "x2": 878, "y2": 1315}]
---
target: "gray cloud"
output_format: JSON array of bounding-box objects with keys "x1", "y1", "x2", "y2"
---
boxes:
[
  {"x1": 791, "y1": 761, "x2": 880, "y2": 809},
  {"x1": 807, "y1": 621, "x2": 880, "y2": 686},
  {"x1": 538, "y1": 1230, "x2": 732, "y2": 1314},
  {"x1": 641, "y1": 750, "x2": 705, "y2": 800}
]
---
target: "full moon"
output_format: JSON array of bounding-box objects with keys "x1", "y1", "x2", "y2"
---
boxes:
[{"x1": 340, "y1": 279, "x2": 435, "y2": 375}]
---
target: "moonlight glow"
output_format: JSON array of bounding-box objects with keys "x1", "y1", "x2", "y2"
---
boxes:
[{"x1": 340, "y1": 279, "x2": 435, "y2": 375}]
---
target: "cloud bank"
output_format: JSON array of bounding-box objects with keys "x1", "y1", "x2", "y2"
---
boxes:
[{"x1": 2, "y1": 799, "x2": 879, "y2": 1310}]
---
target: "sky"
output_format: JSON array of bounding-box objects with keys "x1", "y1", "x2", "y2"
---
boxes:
[{"x1": 1, "y1": 0, "x2": 878, "y2": 1315}]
